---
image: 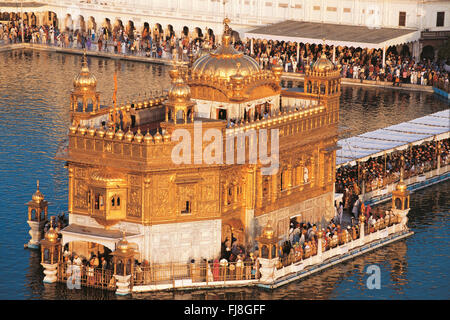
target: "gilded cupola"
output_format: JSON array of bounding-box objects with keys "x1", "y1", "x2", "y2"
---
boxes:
[
  {"x1": 164, "y1": 63, "x2": 196, "y2": 124},
  {"x1": 167, "y1": 65, "x2": 193, "y2": 107},
  {"x1": 70, "y1": 51, "x2": 101, "y2": 120},
  {"x1": 32, "y1": 180, "x2": 45, "y2": 203},
  {"x1": 313, "y1": 51, "x2": 335, "y2": 72},
  {"x1": 73, "y1": 52, "x2": 97, "y2": 92}
]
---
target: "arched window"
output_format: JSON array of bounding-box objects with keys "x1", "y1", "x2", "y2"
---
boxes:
[
  {"x1": 99, "y1": 195, "x2": 104, "y2": 209},
  {"x1": 395, "y1": 197, "x2": 402, "y2": 209},
  {"x1": 95, "y1": 194, "x2": 100, "y2": 209},
  {"x1": 280, "y1": 172, "x2": 284, "y2": 191},
  {"x1": 111, "y1": 195, "x2": 121, "y2": 209}
]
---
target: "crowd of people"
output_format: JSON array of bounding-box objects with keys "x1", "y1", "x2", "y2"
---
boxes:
[
  {"x1": 1, "y1": 19, "x2": 449, "y2": 89},
  {"x1": 278, "y1": 203, "x2": 401, "y2": 268},
  {"x1": 336, "y1": 138, "x2": 450, "y2": 198}
]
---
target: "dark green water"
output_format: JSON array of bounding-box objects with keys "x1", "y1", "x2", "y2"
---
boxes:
[{"x1": 0, "y1": 49, "x2": 448, "y2": 299}]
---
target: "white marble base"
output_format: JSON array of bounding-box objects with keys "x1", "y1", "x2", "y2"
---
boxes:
[
  {"x1": 114, "y1": 275, "x2": 132, "y2": 295},
  {"x1": 258, "y1": 257, "x2": 279, "y2": 283},
  {"x1": 27, "y1": 220, "x2": 47, "y2": 249},
  {"x1": 147, "y1": 219, "x2": 222, "y2": 264},
  {"x1": 41, "y1": 263, "x2": 58, "y2": 283}
]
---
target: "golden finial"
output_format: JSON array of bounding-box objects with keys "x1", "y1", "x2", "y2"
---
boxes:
[{"x1": 32, "y1": 179, "x2": 45, "y2": 202}]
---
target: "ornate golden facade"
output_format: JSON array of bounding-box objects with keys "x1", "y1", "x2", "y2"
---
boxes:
[{"x1": 57, "y1": 19, "x2": 341, "y2": 263}]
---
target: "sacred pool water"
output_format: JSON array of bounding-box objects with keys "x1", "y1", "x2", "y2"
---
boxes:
[{"x1": 0, "y1": 49, "x2": 448, "y2": 300}]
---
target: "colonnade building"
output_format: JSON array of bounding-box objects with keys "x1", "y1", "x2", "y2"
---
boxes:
[{"x1": 1, "y1": 0, "x2": 449, "y2": 61}]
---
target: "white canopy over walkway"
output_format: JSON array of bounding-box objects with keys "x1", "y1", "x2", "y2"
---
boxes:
[{"x1": 337, "y1": 109, "x2": 450, "y2": 167}]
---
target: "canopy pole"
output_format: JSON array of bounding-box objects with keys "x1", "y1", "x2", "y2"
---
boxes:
[
  {"x1": 250, "y1": 38, "x2": 254, "y2": 56},
  {"x1": 382, "y1": 45, "x2": 386, "y2": 68},
  {"x1": 332, "y1": 45, "x2": 336, "y2": 64},
  {"x1": 296, "y1": 42, "x2": 300, "y2": 63}
]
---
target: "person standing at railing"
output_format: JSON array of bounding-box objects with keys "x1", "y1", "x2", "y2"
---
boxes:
[
  {"x1": 212, "y1": 259, "x2": 220, "y2": 281},
  {"x1": 219, "y1": 258, "x2": 228, "y2": 280}
]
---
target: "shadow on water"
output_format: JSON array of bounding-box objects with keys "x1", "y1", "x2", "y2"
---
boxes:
[{"x1": 0, "y1": 49, "x2": 448, "y2": 299}]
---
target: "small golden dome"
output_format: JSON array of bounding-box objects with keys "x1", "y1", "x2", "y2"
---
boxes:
[
  {"x1": 163, "y1": 130, "x2": 171, "y2": 142},
  {"x1": 154, "y1": 130, "x2": 162, "y2": 142},
  {"x1": 32, "y1": 180, "x2": 45, "y2": 202},
  {"x1": 115, "y1": 128, "x2": 124, "y2": 140},
  {"x1": 87, "y1": 126, "x2": 96, "y2": 136},
  {"x1": 272, "y1": 64, "x2": 283, "y2": 80},
  {"x1": 135, "y1": 129, "x2": 144, "y2": 143},
  {"x1": 97, "y1": 127, "x2": 106, "y2": 138},
  {"x1": 262, "y1": 220, "x2": 275, "y2": 240},
  {"x1": 396, "y1": 181, "x2": 407, "y2": 192},
  {"x1": 144, "y1": 130, "x2": 153, "y2": 144},
  {"x1": 69, "y1": 122, "x2": 78, "y2": 134},
  {"x1": 117, "y1": 238, "x2": 129, "y2": 252},
  {"x1": 45, "y1": 221, "x2": 59, "y2": 243},
  {"x1": 313, "y1": 52, "x2": 335, "y2": 72},
  {"x1": 91, "y1": 170, "x2": 125, "y2": 184},
  {"x1": 125, "y1": 128, "x2": 134, "y2": 142},
  {"x1": 317, "y1": 229, "x2": 324, "y2": 238},
  {"x1": 73, "y1": 52, "x2": 97, "y2": 92},
  {"x1": 191, "y1": 18, "x2": 260, "y2": 81},
  {"x1": 78, "y1": 125, "x2": 87, "y2": 135}
]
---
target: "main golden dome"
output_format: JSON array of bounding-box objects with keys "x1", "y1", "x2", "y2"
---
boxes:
[
  {"x1": 73, "y1": 52, "x2": 97, "y2": 92},
  {"x1": 192, "y1": 19, "x2": 260, "y2": 81}
]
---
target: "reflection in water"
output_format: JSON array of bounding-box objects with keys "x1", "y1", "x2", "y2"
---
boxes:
[{"x1": 0, "y1": 50, "x2": 448, "y2": 299}]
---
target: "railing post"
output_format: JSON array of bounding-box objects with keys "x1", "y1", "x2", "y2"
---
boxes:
[{"x1": 172, "y1": 262, "x2": 175, "y2": 289}]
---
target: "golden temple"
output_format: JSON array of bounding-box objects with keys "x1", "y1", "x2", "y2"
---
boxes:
[{"x1": 54, "y1": 18, "x2": 340, "y2": 265}]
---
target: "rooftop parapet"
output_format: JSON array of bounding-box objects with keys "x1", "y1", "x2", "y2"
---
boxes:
[{"x1": 64, "y1": 102, "x2": 333, "y2": 169}]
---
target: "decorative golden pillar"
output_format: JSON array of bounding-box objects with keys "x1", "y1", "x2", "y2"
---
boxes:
[
  {"x1": 68, "y1": 167, "x2": 74, "y2": 215},
  {"x1": 318, "y1": 150, "x2": 325, "y2": 188},
  {"x1": 143, "y1": 177, "x2": 152, "y2": 224},
  {"x1": 310, "y1": 155, "x2": 316, "y2": 187},
  {"x1": 286, "y1": 164, "x2": 292, "y2": 195},
  {"x1": 222, "y1": 184, "x2": 228, "y2": 208},
  {"x1": 271, "y1": 174, "x2": 277, "y2": 203},
  {"x1": 245, "y1": 167, "x2": 255, "y2": 210},
  {"x1": 298, "y1": 160, "x2": 304, "y2": 190},
  {"x1": 233, "y1": 182, "x2": 238, "y2": 203},
  {"x1": 256, "y1": 168, "x2": 263, "y2": 208}
]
